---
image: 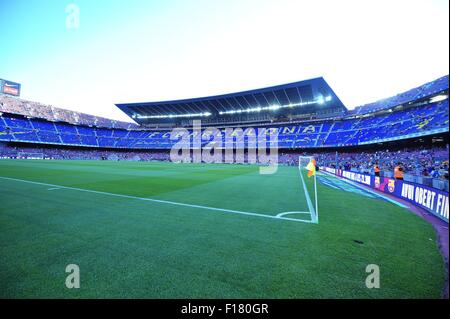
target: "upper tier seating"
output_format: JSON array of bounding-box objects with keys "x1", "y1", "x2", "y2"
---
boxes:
[{"x1": 1, "y1": 100, "x2": 448, "y2": 149}]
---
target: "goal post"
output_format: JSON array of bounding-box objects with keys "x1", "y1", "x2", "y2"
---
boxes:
[
  {"x1": 298, "y1": 156, "x2": 319, "y2": 224},
  {"x1": 17, "y1": 152, "x2": 44, "y2": 160}
]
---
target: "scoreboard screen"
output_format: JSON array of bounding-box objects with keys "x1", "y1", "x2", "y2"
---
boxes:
[{"x1": 0, "y1": 79, "x2": 21, "y2": 96}]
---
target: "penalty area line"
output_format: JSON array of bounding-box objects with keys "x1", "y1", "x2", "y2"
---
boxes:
[{"x1": 0, "y1": 176, "x2": 314, "y2": 224}]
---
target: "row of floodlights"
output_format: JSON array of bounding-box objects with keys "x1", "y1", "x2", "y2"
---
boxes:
[
  {"x1": 133, "y1": 96, "x2": 332, "y2": 119},
  {"x1": 219, "y1": 97, "x2": 332, "y2": 115},
  {"x1": 133, "y1": 112, "x2": 212, "y2": 119}
]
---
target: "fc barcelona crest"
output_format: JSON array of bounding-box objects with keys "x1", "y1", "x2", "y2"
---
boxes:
[{"x1": 388, "y1": 179, "x2": 395, "y2": 193}]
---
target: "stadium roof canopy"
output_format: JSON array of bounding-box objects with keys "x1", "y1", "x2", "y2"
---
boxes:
[{"x1": 116, "y1": 77, "x2": 346, "y2": 125}]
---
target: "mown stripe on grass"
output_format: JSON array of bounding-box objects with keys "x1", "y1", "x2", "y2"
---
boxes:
[{"x1": 0, "y1": 176, "x2": 315, "y2": 224}]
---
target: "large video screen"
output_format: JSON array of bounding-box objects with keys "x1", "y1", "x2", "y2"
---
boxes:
[{"x1": 0, "y1": 79, "x2": 21, "y2": 96}]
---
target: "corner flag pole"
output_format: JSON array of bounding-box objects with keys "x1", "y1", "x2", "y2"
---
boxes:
[{"x1": 314, "y1": 171, "x2": 318, "y2": 224}]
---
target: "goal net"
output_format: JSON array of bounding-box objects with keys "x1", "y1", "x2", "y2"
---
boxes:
[
  {"x1": 298, "y1": 156, "x2": 319, "y2": 224},
  {"x1": 17, "y1": 152, "x2": 44, "y2": 160}
]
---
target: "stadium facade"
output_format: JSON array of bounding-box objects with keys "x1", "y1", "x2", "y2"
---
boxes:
[{"x1": 0, "y1": 75, "x2": 447, "y2": 150}]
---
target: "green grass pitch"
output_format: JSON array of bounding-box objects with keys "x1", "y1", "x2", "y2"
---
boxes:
[{"x1": 0, "y1": 159, "x2": 445, "y2": 298}]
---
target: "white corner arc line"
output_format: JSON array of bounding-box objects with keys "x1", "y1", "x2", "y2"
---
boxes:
[
  {"x1": 276, "y1": 211, "x2": 311, "y2": 218},
  {"x1": 0, "y1": 176, "x2": 315, "y2": 224}
]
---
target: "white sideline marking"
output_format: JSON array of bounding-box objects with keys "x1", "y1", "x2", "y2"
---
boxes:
[
  {"x1": 48, "y1": 187, "x2": 60, "y2": 191},
  {"x1": 0, "y1": 176, "x2": 314, "y2": 224},
  {"x1": 317, "y1": 179, "x2": 339, "y2": 190},
  {"x1": 298, "y1": 169, "x2": 316, "y2": 223}
]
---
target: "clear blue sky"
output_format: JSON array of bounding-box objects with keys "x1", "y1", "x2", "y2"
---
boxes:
[{"x1": 0, "y1": 0, "x2": 448, "y2": 122}]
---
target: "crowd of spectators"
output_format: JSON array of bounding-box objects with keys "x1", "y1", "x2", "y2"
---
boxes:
[
  {"x1": 313, "y1": 146, "x2": 449, "y2": 181},
  {"x1": 0, "y1": 94, "x2": 139, "y2": 130},
  {"x1": 351, "y1": 75, "x2": 448, "y2": 115},
  {"x1": 1, "y1": 142, "x2": 447, "y2": 181},
  {"x1": 0, "y1": 143, "x2": 170, "y2": 162}
]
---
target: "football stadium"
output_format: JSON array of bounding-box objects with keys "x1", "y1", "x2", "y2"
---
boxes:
[
  {"x1": 0, "y1": 0, "x2": 449, "y2": 302},
  {"x1": 1, "y1": 75, "x2": 448, "y2": 299}
]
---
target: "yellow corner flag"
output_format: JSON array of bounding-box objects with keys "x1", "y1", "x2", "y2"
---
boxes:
[{"x1": 306, "y1": 159, "x2": 316, "y2": 177}]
